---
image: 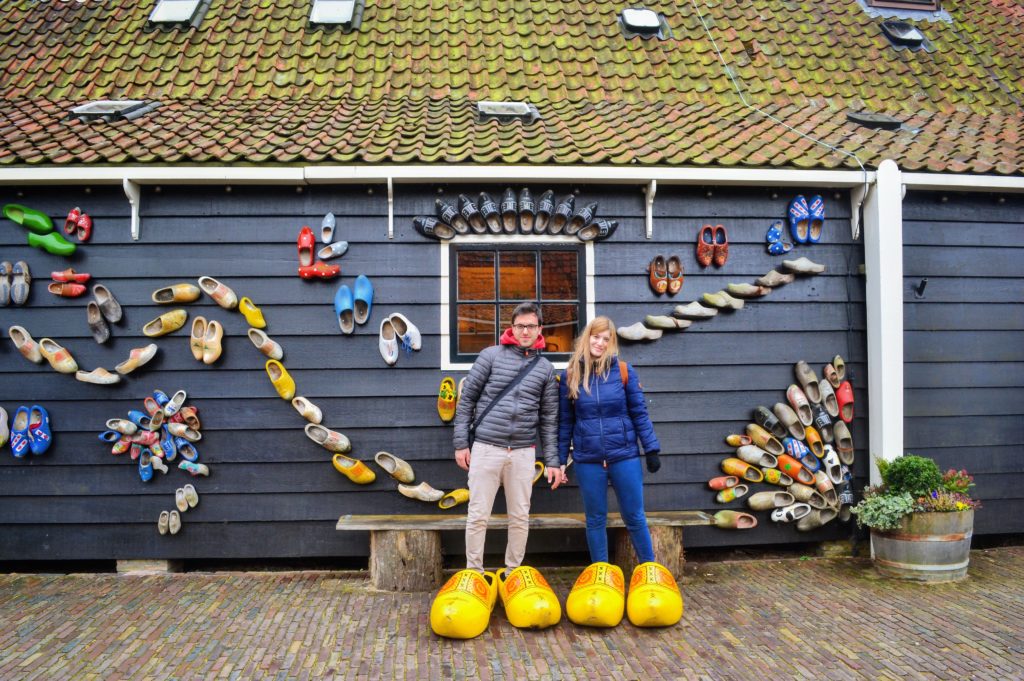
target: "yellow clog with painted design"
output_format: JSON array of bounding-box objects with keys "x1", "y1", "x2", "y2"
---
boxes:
[
  {"x1": 566, "y1": 562, "x2": 625, "y2": 627},
  {"x1": 497, "y1": 566, "x2": 561, "y2": 630},
  {"x1": 437, "y1": 377, "x2": 456, "y2": 423},
  {"x1": 331, "y1": 454, "x2": 376, "y2": 485},
  {"x1": 626, "y1": 562, "x2": 683, "y2": 627},
  {"x1": 265, "y1": 359, "x2": 295, "y2": 400},
  {"x1": 238, "y1": 296, "x2": 266, "y2": 329},
  {"x1": 430, "y1": 570, "x2": 497, "y2": 639}
]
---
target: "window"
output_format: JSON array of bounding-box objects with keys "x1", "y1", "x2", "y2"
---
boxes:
[
  {"x1": 865, "y1": 0, "x2": 939, "y2": 11},
  {"x1": 450, "y1": 245, "x2": 584, "y2": 364}
]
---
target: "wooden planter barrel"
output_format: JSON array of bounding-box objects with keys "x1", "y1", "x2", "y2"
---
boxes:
[{"x1": 870, "y1": 510, "x2": 974, "y2": 583}]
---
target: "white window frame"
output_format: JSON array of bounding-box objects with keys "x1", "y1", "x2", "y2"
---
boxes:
[{"x1": 440, "y1": 234, "x2": 596, "y2": 371}]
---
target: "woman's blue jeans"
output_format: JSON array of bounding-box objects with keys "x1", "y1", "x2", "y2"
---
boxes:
[{"x1": 575, "y1": 457, "x2": 655, "y2": 564}]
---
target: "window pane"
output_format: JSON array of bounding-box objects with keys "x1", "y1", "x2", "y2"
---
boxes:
[
  {"x1": 540, "y1": 303, "x2": 578, "y2": 354},
  {"x1": 498, "y1": 252, "x2": 537, "y2": 300},
  {"x1": 458, "y1": 251, "x2": 495, "y2": 300},
  {"x1": 541, "y1": 251, "x2": 578, "y2": 300},
  {"x1": 457, "y1": 304, "x2": 495, "y2": 354}
]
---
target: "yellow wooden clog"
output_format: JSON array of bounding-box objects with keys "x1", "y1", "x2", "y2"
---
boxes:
[
  {"x1": 238, "y1": 296, "x2": 266, "y2": 329},
  {"x1": 566, "y1": 562, "x2": 625, "y2": 628},
  {"x1": 498, "y1": 566, "x2": 561, "y2": 630},
  {"x1": 625, "y1": 562, "x2": 683, "y2": 627},
  {"x1": 151, "y1": 283, "x2": 201, "y2": 304},
  {"x1": 331, "y1": 453, "x2": 375, "y2": 484},
  {"x1": 430, "y1": 570, "x2": 497, "y2": 639},
  {"x1": 142, "y1": 309, "x2": 187, "y2": 338},
  {"x1": 265, "y1": 359, "x2": 295, "y2": 400},
  {"x1": 438, "y1": 488, "x2": 469, "y2": 510},
  {"x1": 437, "y1": 377, "x2": 456, "y2": 423}
]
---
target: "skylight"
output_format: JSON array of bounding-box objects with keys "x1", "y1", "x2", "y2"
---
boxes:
[
  {"x1": 309, "y1": 0, "x2": 365, "y2": 30},
  {"x1": 881, "y1": 20, "x2": 926, "y2": 49},
  {"x1": 68, "y1": 100, "x2": 161, "y2": 123},
  {"x1": 149, "y1": 0, "x2": 202, "y2": 23},
  {"x1": 620, "y1": 7, "x2": 671, "y2": 39},
  {"x1": 476, "y1": 101, "x2": 540, "y2": 125}
]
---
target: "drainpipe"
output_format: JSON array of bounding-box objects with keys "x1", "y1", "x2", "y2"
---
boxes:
[{"x1": 862, "y1": 159, "x2": 904, "y2": 486}]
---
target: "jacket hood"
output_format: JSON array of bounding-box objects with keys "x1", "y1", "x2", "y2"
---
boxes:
[{"x1": 500, "y1": 326, "x2": 546, "y2": 350}]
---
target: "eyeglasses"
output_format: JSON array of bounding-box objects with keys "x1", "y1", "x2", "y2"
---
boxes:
[{"x1": 513, "y1": 324, "x2": 540, "y2": 332}]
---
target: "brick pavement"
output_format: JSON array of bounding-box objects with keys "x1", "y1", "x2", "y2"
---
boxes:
[{"x1": 1, "y1": 547, "x2": 1022, "y2": 681}]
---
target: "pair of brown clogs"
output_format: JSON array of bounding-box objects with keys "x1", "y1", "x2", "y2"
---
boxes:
[{"x1": 647, "y1": 255, "x2": 683, "y2": 296}]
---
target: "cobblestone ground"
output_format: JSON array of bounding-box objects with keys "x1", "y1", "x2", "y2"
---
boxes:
[{"x1": 1, "y1": 547, "x2": 1021, "y2": 680}]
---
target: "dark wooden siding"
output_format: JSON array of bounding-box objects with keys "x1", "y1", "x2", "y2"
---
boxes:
[
  {"x1": 903, "y1": 191, "x2": 1024, "y2": 536},
  {"x1": 0, "y1": 183, "x2": 864, "y2": 562}
]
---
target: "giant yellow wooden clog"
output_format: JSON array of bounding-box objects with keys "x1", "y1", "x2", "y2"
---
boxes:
[
  {"x1": 626, "y1": 562, "x2": 683, "y2": 627},
  {"x1": 497, "y1": 566, "x2": 561, "y2": 630},
  {"x1": 430, "y1": 570, "x2": 497, "y2": 639},
  {"x1": 566, "y1": 562, "x2": 624, "y2": 628}
]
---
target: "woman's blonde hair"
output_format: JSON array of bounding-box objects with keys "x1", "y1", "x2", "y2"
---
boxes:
[{"x1": 565, "y1": 316, "x2": 620, "y2": 400}]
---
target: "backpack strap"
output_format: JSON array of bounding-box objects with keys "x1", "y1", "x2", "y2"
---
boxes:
[{"x1": 619, "y1": 359, "x2": 628, "y2": 387}]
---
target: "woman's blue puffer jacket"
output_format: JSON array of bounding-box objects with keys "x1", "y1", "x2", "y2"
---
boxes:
[{"x1": 557, "y1": 358, "x2": 660, "y2": 466}]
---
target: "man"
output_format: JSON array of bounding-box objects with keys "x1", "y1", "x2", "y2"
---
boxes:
[{"x1": 453, "y1": 301, "x2": 565, "y2": 575}]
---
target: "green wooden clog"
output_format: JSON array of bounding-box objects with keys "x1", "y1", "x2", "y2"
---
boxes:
[
  {"x1": 27, "y1": 230, "x2": 76, "y2": 256},
  {"x1": 3, "y1": 203, "x2": 54, "y2": 234}
]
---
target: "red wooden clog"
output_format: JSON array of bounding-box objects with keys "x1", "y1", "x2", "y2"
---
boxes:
[
  {"x1": 297, "y1": 226, "x2": 315, "y2": 267},
  {"x1": 836, "y1": 381, "x2": 854, "y2": 423}
]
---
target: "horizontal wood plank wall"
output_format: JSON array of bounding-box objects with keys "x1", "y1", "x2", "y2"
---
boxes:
[
  {"x1": 902, "y1": 191, "x2": 1024, "y2": 536},
  {"x1": 0, "y1": 183, "x2": 864, "y2": 562}
]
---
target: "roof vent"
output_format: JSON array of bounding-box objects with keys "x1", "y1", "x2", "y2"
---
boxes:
[
  {"x1": 846, "y1": 111, "x2": 903, "y2": 131},
  {"x1": 476, "y1": 101, "x2": 540, "y2": 125},
  {"x1": 148, "y1": 0, "x2": 211, "y2": 29},
  {"x1": 68, "y1": 100, "x2": 161, "y2": 123},
  {"x1": 309, "y1": 0, "x2": 365, "y2": 31},
  {"x1": 880, "y1": 20, "x2": 926, "y2": 49},
  {"x1": 620, "y1": 8, "x2": 671, "y2": 39}
]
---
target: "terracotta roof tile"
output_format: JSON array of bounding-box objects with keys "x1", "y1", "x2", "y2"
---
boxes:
[{"x1": 0, "y1": 0, "x2": 1022, "y2": 172}]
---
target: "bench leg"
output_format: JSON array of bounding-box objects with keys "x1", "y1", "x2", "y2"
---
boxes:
[
  {"x1": 613, "y1": 526, "x2": 684, "y2": 579},
  {"x1": 369, "y1": 529, "x2": 443, "y2": 592}
]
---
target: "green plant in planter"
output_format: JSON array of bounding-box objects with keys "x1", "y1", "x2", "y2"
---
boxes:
[
  {"x1": 851, "y1": 489, "x2": 915, "y2": 531},
  {"x1": 852, "y1": 453, "x2": 981, "y2": 531},
  {"x1": 879, "y1": 454, "x2": 943, "y2": 497}
]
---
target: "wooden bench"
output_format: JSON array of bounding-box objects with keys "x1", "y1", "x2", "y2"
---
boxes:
[{"x1": 336, "y1": 511, "x2": 714, "y2": 591}]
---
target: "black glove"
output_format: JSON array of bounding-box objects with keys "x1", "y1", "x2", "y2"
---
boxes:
[{"x1": 645, "y1": 451, "x2": 661, "y2": 473}]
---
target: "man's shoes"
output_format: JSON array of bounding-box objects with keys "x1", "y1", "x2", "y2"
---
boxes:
[
  {"x1": 497, "y1": 566, "x2": 561, "y2": 630},
  {"x1": 430, "y1": 570, "x2": 498, "y2": 639}
]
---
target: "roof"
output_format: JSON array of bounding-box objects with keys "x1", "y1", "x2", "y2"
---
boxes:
[{"x1": 1, "y1": 0, "x2": 1022, "y2": 174}]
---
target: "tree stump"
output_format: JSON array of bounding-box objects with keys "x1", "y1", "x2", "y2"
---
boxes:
[
  {"x1": 369, "y1": 530, "x2": 443, "y2": 591},
  {"x1": 613, "y1": 526, "x2": 684, "y2": 579}
]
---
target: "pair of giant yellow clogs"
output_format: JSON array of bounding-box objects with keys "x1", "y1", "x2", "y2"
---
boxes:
[
  {"x1": 567, "y1": 561, "x2": 683, "y2": 628},
  {"x1": 430, "y1": 566, "x2": 562, "y2": 639},
  {"x1": 430, "y1": 561, "x2": 682, "y2": 638}
]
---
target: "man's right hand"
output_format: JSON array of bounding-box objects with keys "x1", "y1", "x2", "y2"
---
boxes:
[{"x1": 455, "y1": 448, "x2": 471, "y2": 471}]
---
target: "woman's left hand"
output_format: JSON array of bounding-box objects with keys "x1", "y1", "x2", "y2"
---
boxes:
[{"x1": 547, "y1": 465, "x2": 568, "y2": 490}]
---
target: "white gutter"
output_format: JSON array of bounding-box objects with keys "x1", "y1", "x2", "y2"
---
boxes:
[
  {"x1": 0, "y1": 165, "x2": 873, "y2": 187},
  {"x1": 901, "y1": 173, "x2": 1024, "y2": 192}
]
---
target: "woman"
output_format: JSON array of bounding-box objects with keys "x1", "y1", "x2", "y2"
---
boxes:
[{"x1": 557, "y1": 316, "x2": 661, "y2": 565}]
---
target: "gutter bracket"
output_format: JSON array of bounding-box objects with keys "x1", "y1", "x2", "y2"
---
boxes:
[
  {"x1": 387, "y1": 177, "x2": 394, "y2": 240},
  {"x1": 645, "y1": 180, "x2": 656, "y2": 239},
  {"x1": 123, "y1": 178, "x2": 141, "y2": 241}
]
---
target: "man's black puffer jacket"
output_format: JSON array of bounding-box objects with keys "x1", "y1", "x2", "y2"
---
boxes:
[{"x1": 452, "y1": 334, "x2": 559, "y2": 467}]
